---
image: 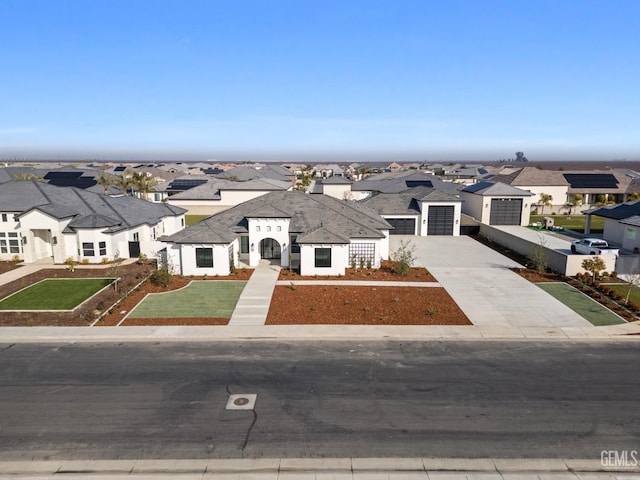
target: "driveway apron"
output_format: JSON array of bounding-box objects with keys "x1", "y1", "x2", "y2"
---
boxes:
[{"x1": 392, "y1": 236, "x2": 592, "y2": 328}]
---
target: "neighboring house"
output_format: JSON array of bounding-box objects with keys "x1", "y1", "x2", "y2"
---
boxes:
[
  {"x1": 166, "y1": 178, "x2": 293, "y2": 215},
  {"x1": 216, "y1": 165, "x2": 296, "y2": 185},
  {"x1": 351, "y1": 171, "x2": 458, "y2": 200},
  {"x1": 313, "y1": 175, "x2": 354, "y2": 199},
  {"x1": 487, "y1": 166, "x2": 634, "y2": 212},
  {"x1": 0, "y1": 181, "x2": 186, "y2": 264},
  {"x1": 460, "y1": 182, "x2": 533, "y2": 226},
  {"x1": 586, "y1": 202, "x2": 640, "y2": 251},
  {"x1": 361, "y1": 186, "x2": 462, "y2": 236},
  {"x1": 161, "y1": 191, "x2": 392, "y2": 276}
]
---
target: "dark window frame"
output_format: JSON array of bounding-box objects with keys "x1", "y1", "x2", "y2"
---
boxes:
[
  {"x1": 195, "y1": 247, "x2": 214, "y2": 268},
  {"x1": 314, "y1": 247, "x2": 332, "y2": 268},
  {"x1": 82, "y1": 242, "x2": 95, "y2": 257}
]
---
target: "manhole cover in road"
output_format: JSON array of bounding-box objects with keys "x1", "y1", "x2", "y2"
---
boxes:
[{"x1": 226, "y1": 393, "x2": 257, "y2": 410}]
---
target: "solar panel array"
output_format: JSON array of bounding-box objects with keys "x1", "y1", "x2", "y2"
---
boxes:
[
  {"x1": 563, "y1": 174, "x2": 618, "y2": 189},
  {"x1": 167, "y1": 179, "x2": 208, "y2": 191}
]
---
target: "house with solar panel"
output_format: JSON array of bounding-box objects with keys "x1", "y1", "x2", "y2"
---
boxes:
[
  {"x1": 160, "y1": 191, "x2": 391, "y2": 276},
  {"x1": 0, "y1": 180, "x2": 186, "y2": 264},
  {"x1": 484, "y1": 166, "x2": 633, "y2": 213}
]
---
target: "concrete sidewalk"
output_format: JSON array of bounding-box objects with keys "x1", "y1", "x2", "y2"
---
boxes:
[
  {"x1": 1, "y1": 457, "x2": 639, "y2": 478},
  {"x1": 1, "y1": 322, "x2": 639, "y2": 343},
  {"x1": 228, "y1": 260, "x2": 280, "y2": 326}
]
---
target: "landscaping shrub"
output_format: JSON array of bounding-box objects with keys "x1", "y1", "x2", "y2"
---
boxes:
[
  {"x1": 150, "y1": 268, "x2": 172, "y2": 287},
  {"x1": 390, "y1": 239, "x2": 416, "y2": 276}
]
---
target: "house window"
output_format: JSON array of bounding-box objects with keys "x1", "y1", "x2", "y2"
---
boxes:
[
  {"x1": 277, "y1": 226, "x2": 281, "y2": 232},
  {"x1": 267, "y1": 226, "x2": 271, "y2": 232},
  {"x1": 99, "y1": 241, "x2": 107, "y2": 256},
  {"x1": 256, "y1": 226, "x2": 261, "y2": 232},
  {"x1": 82, "y1": 242, "x2": 95, "y2": 256},
  {"x1": 241, "y1": 236, "x2": 249, "y2": 254},
  {"x1": 290, "y1": 235, "x2": 300, "y2": 253},
  {"x1": 195, "y1": 247, "x2": 213, "y2": 268},
  {"x1": 133, "y1": 232, "x2": 139, "y2": 242},
  {"x1": 181, "y1": 218, "x2": 185, "y2": 227},
  {"x1": 314, "y1": 248, "x2": 331, "y2": 268},
  {"x1": 1, "y1": 214, "x2": 6, "y2": 222}
]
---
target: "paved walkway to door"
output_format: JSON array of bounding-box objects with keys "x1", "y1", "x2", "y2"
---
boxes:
[
  {"x1": 392, "y1": 236, "x2": 593, "y2": 330},
  {"x1": 228, "y1": 260, "x2": 280, "y2": 326}
]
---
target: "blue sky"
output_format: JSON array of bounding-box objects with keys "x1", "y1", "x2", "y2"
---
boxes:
[{"x1": 1, "y1": 0, "x2": 639, "y2": 162}]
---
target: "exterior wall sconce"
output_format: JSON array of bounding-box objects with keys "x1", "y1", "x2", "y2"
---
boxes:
[
  {"x1": 256, "y1": 226, "x2": 260, "y2": 232},
  {"x1": 455, "y1": 219, "x2": 459, "y2": 224},
  {"x1": 485, "y1": 204, "x2": 489, "y2": 208},
  {"x1": 21, "y1": 236, "x2": 27, "y2": 245},
  {"x1": 52, "y1": 236, "x2": 58, "y2": 245},
  {"x1": 422, "y1": 219, "x2": 426, "y2": 224},
  {"x1": 524, "y1": 203, "x2": 528, "y2": 208},
  {"x1": 251, "y1": 243, "x2": 255, "y2": 252}
]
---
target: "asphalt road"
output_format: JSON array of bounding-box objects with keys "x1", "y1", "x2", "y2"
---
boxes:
[{"x1": 0, "y1": 341, "x2": 638, "y2": 460}]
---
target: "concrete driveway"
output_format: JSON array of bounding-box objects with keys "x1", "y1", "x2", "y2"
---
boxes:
[{"x1": 390, "y1": 236, "x2": 592, "y2": 329}]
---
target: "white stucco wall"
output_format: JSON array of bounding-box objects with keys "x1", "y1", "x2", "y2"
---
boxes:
[
  {"x1": 171, "y1": 243, "x2": 235, "y2": 276},
  {"x1": 299, "y1": 243, "x2": 349, "y2": 276},
  {"x1": 602, "y1": 218, "x2": 625, "y2": 246},
  {"x1": 322, "y1": 184, "x2": 351, "y2": 200},
  {"x1": 247, "y1": 218, "x2": 291, "y2": 267},
  {"x1": 460, "y1": 192, "x2": 485, "y2": 223},
  {"x1": 525, "y1": 186, "x2": 569, "y2": 210}
]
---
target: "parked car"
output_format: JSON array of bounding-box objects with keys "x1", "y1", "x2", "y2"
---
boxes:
[{"x1": 570, "y1": 238, "x2": 620, "y2": 256}]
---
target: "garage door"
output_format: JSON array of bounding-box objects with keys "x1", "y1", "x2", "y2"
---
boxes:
[
  {"x1": 427, "y1": 206, "x2": 455, "y2": 235},
  {"x1": 386, "y1": 218, "x2": 416, "y2": 235},
  {"x1": 490, "y1": 198, "x2": 522, "y2": 225}
]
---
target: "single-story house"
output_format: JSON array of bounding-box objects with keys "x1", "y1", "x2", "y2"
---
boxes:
[
  {"x1": 0, "y1": 180, "x2": 186, "y2": 264},
  {"x1": 161, "y1": 191, "x2": 392, "y2": 276},
  {"x1": 460, "y1": 182, "x2": 533, "y2": 226},
  {"x1": 587, "y1": 201, "x2": 640, "y2": 251}
]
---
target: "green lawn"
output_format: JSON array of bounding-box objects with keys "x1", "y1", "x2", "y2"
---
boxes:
[
  {"x1": 128, "y1": 280, "x2": 247, "y2": 318},
  {"x1": 529, "y1": 215, "x2": 604, "y2": 234},
  {"x1": 536, "y1": 283, "x2": 624, "y2": 326},
  {"x1": 185, "y1": 214, "x2": 210, "y2": 226},
  {"x1": 606, "y1": 283, "x2": 640, "y2": 305},
  {"x1": 0, "y1": 278, "x2": 114, "y2": 310}
]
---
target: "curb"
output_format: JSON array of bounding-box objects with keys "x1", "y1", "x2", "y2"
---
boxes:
[{"x1": 1, "y1": 457, "x2": 639, "y2": 476}]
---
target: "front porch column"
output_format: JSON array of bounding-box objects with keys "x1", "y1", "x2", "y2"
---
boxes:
[{"x1": 584, "y1": 214, "x2": 592, "y2": 235}]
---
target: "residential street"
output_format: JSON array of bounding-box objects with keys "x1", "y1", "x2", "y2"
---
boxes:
[{"x1": 0, "y1": 341, "x2": 638, "y2": 460}]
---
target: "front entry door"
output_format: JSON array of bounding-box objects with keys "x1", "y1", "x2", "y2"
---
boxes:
[{"x1": 259, "y1": 238, "x2": 281, "y2": 259}]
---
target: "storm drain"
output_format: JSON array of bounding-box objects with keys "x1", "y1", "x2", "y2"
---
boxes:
[{"x1": 226, "y1": 393, "x2": 257, "y2": 410}]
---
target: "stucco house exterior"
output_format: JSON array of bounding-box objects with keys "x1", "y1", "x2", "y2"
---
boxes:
[
  {"x1": 360, "y1": 186, "x2": 462, "y2": 236},
  {"x1": 587, "y1": 202, "x2": 640, "y2": 252},
  {"x1": 460, "y1": 182, "x2": 533, "y2": 226},
  {"x1": 161, "y1": 191, "x2": 392, "y2": 276},
  {"x1": 166, "y1": 177, "x2": 292, "y2": 215},
  {"x1": 0, "y1": 180, "x2": 186, "y2": 264}
]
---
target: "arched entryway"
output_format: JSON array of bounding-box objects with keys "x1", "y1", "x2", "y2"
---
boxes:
[{"x1": 259, "y1": 238, "x2": 281, "y2": 260}]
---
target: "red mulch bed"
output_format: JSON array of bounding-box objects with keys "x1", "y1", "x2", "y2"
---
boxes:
[
  {"x1": 279, "y1": 262, "x2": 436, "y2": 282},
  {"x1": 511, "y1": 268, "x2": 565, "y2": 283},
  {"x1": 0, "y1": 263, "x2": 153, "y2": 326},
  {"x1": 266, "y1": 285, "x2": 470, "y2": 325},
  {"x1": 0, "y1": 261, "x2": 21, "y2": 275},
  {"x1": 98, "y1": 269, "x2": 253, "y2": 326}
]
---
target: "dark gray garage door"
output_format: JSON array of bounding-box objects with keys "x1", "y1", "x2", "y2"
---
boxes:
[
  {"x1": 490, "y1": 198, "x2": 522, "y2": 225},
  {"x1": 386, "y1": 218, "x2": 416, "y2": 235},
  {"x1": 427, "y1": 206, "x2": 455, "y2": 235}
]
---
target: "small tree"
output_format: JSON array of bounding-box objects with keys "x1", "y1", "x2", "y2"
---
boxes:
[
  {"x1": 539, "y1": 193, "x2": 553, "y2": 215},
  {"x1": 582, "y1": 256, "x2": 606, "y2": 280},
  {"x1": 390, "y1": 239, "x2": 416, "y2": 276},
  {"x1": 624, "y1": 268, "x2": 640, "y2": 305},
  {"x1": 531, "y1": 235, "x2": 548, "y2": 273}
]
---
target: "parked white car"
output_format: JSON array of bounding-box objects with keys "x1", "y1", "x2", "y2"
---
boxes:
[{"x1": 571, "y1": 238, "x2": 620, "y2": 256}]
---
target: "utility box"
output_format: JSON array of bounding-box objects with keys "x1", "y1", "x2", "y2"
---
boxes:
[{"x1": 544, "y1": 216, "x2": 554, "y2": 229}]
